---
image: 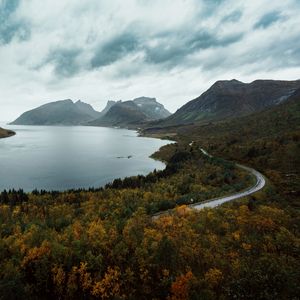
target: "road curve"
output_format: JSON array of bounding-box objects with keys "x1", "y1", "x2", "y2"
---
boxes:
[{"x1": 153, "y1": 148, "x2": 266, "y2": 218}]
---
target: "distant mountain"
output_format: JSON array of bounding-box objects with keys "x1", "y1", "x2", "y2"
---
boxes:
[
  {"x1": 132, "y1": 97, "x2": 171, "y2": 120},
  {"x1": 10, "y1": 99, "x2": 101, "y2": 125},
  {"x1": 88, "y1": 101, "x2": 149, "y2": 127},
  {"x1": 99, "y1": 100, "x2": 121, "y2": 116},
  {"x1": 88, "y1": 97, "x2": 171, "y2": 127},
  {"x1": 155, "y1": 79, "x2": 300, "y2": 126},
  {"x1": 75, "y1": 100, "x2": 102, "y2": 119}
]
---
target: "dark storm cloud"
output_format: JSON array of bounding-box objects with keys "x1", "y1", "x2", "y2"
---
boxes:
[
  {"x1": 254, "y1": 11, "x2": 283, "y2": 29},
  {"x1": 0, "y1": 0, "x2": 30, "y2": 44},
  {"x1": 144, "y1": 31, "x2": 243, "y2": 68},
  {"x1": 189, "y1": 31, "x2": 243, "y2": 50},
  {"x1": 88, "y1": 27, "x2": 244, "y2": 72},
  {"x1": 91, "y1": 33, "x2": 138, "y2": 68},
  {"x1": 45, "y1": 48, "x2": 82, "y2": 77},
  {"x1": 87, "y1": 0, "x2": 233, "y2": 72},
  {"x1": 26, "y1": 0, "x2": 297, "y2": 81},
  {"x1": 1, "y1": 0, "x2": 300, "y2": 121}
]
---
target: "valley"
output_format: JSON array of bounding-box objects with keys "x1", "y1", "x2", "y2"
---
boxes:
[
  {"x1": 1, "y1": 0, "x2": 300, "y2": 298},
  {"x1": 1, "y1": 79, "x2": 299, "y2": 299}
]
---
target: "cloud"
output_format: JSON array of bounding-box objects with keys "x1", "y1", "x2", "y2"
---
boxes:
[
  {"x1": 0, "y1": 0, "x2": 300, "y2": 121},
  {"x1": 254, "y1": 11, "x2": 283, "y2": 29},
  {"x1": 0, "y1": 0, "x2": 30, "y2": 44},
  {"x1": 143, "y1": 29, "x2": 243, "y2": 69},
  {"x1": 45, "y1": 48, "x2": 82, "y2": 77},
  {"x1": 189, "y1": 31, "x2": 243, "y2": 50},
  {"x1": 91, "y1": 33, "x2": 139, "y2": 68}
]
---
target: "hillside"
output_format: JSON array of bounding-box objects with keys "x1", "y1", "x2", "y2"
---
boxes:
[
  {"x1": 0, "y1": 127, "x2": 15, "y2": 138},
  {"x1": 88, "y1": 101, "x2": 149, "y2": 127},
  {"x1": 99, "y1": 100, "x2": 121, "y2": 116},
  {"x1": 132, "y1": 97, "x2": 171, "y2": 120},
  {"x1": 88, "y1": 97, "x2": 171, "y2": 127},
  {"x1": 155, "y1": 79, "x2": 300, "y2": 126},
  {"x1": 144, "y1": 88, "x2": 300, "y2": 198},
  {"x1": 74, "y1": 100, "x2": 102, "y2": 119},
  {"x1": 10, "y1": 99, "x2": 101, "y2": 125}
]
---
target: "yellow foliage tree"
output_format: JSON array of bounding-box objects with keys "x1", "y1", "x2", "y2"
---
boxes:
[
  {"x1": 92, "y1": 267, "x2": 123, "y2": 299},
  {"x1": 168, "y1": 271, "x2": 194, "y2": 300}
]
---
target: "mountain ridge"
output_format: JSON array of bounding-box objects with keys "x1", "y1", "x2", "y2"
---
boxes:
[
  {"x1": 10, "y1": 97, "x2": 171, "y2": 127},
  {"x1": 154, "y1": 79, "x2": 300, "y2": 126},
  {"x1": 87, "y1": 97, "x2": 171, "y2": 127},
  {"x1": 88, "y1": 101, "x2": 149, "y2": 127},
  {"x1": 10, "y1": 99, "x2": 100, "y2": 126}
]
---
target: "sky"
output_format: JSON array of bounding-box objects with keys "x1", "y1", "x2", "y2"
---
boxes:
[{"x1": 0, "y1": 0, "x2": 300, "y2": 121}]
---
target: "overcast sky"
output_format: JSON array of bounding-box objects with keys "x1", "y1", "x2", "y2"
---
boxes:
[{"x1": 0, "y1": 0, "x2": 300, "y2": 121}]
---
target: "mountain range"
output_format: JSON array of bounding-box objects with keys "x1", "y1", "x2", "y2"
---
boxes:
[
  {"x1": 88, "y1": 97, "x2": 171, "y2": 127},
  {"x1": 152, "y1": 79, "x2": 300, "y2": 126},
  {"x1": 10, "y1": 97, "x2": 171, "y2": 127},
  {"x1": 10, "y1": 79, "x2": 300, "y2": 128}
]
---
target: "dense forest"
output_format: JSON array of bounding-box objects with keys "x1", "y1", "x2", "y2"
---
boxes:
[{"x1": 0, "y1": 98, "x2": 299, "y2": 299}]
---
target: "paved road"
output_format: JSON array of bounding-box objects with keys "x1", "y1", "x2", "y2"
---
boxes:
[
  {"x1": 190, "y1": 149, "x2": 266, "y2": 210},
  {"x1": 153, "y1": 148, "x2": 266, "y2": 218}
]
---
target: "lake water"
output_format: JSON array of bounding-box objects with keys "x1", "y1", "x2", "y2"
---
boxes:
[{"x1": 0, "y1": 124, "x2": 172, "y2": 192}]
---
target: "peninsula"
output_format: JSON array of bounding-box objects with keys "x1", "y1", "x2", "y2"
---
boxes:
[{"x1": 0, "y1": 127, "x2": 15, "y2": 138}]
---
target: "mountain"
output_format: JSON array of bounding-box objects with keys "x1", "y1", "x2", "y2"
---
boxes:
[
  {"x1": 99, "y1": 100, "x2": 121, "y2": 116},
  {"x1": 74, "y1": 100, "x2": 101, "y2": 119},
  {"x1": 132, "y1": 97, "x2": 171, "y2": 120},
  {"x1": 88, "y1": 101, "x2": 149, "y2": 127},
  {"x1": 10, "y1": 99, "x2": 101, "y2": 125},
  {"x1": 156, "y1": 79, "x2": 300, "y2": 126},
  {"x1": 143, "y1": 86, "x2": 300, "y2": 196},
  {"x1": 89, "y1": 97, "x2": 171, "y2": 127}
]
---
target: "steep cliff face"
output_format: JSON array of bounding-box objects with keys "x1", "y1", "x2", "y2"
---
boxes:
[{"x1": 132, "y1": 97, "x2": 171, "y2": 120}]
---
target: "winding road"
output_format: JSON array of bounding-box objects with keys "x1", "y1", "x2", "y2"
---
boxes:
[{"x1": 153, "y1": 147, "x2": 266, "y2": 218}]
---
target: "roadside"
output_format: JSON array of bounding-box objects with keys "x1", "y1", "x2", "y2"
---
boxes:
[{"x1": 153, "y1": 148, "x2": 266, "y2": 218}]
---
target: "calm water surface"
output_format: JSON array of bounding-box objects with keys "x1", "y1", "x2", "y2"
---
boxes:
[{"x1": 0, "y1": 124, "x2": 172, "y2": 191}]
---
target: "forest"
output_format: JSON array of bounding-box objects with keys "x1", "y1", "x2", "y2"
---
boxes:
[{"x1": 0, "y1": 98, "x2": 299, "y2": 299}]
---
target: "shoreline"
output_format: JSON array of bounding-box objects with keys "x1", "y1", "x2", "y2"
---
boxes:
[{"x1": 0, "y1": 127, "x2": 16, "y2": 139}]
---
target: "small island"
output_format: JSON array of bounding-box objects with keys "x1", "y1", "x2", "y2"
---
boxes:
[{"x1": 0, "y1": 127, "x2": 15, "y2": 139}]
